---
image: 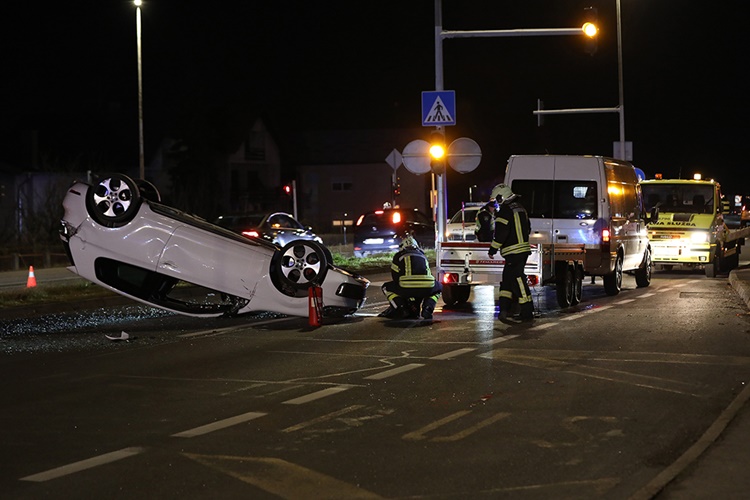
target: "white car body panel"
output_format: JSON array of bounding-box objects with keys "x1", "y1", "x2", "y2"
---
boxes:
[{"x1": 60, "y1": 179, "x2": 369, "y2": 318}]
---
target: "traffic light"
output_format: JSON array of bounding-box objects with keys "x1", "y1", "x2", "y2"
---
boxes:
[
  {"x1": 429, "y1": 130, "x2": 446, "y2": 175},
  {"x1": 283, "y1": 184, "x2": 292, "y2": 196},
  {"x1": 582, "y1": 6, "x2": 598, "y2": 55},
  {"x1": 392, "y1": 179, "x2": 401, "y2": 197}
]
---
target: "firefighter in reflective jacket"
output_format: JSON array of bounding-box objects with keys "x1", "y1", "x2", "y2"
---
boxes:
[
  {"x1": 487, "y1": 183, "x2": 534, "y2": 321},
  {"x1": 379, "y1": 235, "x2": 442, "y2": 320}
]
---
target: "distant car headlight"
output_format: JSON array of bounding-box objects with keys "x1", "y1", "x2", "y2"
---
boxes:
[{"x1": 690, "y1": 231, "x2": 708, "y2": 243}]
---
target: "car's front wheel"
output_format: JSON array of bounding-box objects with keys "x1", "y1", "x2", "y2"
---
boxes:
[
  {"x1": 85, "y1": 174, "x2": 142, "y2": 228},
  {"x1": 271, "y1": 240, "x2": 330, "y2": 296}
]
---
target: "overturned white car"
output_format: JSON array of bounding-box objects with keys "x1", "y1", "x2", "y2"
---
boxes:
[{"x1": 59, "y1": 174, "x2": 369, "y2": 318}]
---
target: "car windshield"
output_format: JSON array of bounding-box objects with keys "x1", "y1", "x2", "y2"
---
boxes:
[
  {"x1": 449, "y1": 209, "x2": 479, "y2": 224},
  {"x1": 642, "y1": 184, "x2": 715, "y2": 214},
  {"x1": 266, "y1": 213, "x2": 305, "y2": 230}
]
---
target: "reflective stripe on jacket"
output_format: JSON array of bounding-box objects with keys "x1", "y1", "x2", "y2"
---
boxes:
[
  {"x1": 391, "y1": 248, "x2": 436, "y2": 289},
  {"x1": 490, "y1": 200, "x2": 531, "y2": 257}
]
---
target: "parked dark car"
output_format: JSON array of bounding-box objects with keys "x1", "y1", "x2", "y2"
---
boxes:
[
  {"x1": 353, "y1": 207, "x2": 435, "y2": 257},
  {"x1": 214, "y1": 212, "x2": 323, "y2": 247}
]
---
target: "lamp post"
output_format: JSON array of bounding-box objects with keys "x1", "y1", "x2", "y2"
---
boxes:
[{"x1": 134, "y1": 0, "x2": 145, "y2": 179}]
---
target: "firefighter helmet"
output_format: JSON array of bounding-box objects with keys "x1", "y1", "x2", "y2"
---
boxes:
[
  {"x1": 399, "y1": 234, "x2": 419, "y2": 251},
  {"x1": 491, "y1": 183, "x2": 516, "y2": 203}
]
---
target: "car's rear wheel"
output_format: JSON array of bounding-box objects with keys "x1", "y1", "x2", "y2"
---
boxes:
[
  {"x1": 86, "y1": 174, "x2": 141, "y2": 227},
  {"x1": 271, "y1": 240, "x2": 329, "y2": 296}
]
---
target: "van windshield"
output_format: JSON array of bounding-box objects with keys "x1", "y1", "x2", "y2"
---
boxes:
[
  {"x1": 511, "y1": 180, "x2": 598, "y2": 220},
  {"x1": 642, "y1": 184, "x2": 714, "y2": 214}
]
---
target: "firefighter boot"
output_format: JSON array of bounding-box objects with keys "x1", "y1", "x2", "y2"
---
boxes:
[
  {"x1": 379, "y1": 296, "x2": 408, "y2": 319},
  {"x1": 498, "y1": 297, "x2": 513, "y2": 320},
  {"x1": 519, "y1": 301, "x2": 535, "y2": 321},
  {"x1": 405, "y1": 298, "x2": 421, "y2": 319},
  {"x1": 421, "y1": 297, "x2": 437, "y2": 320}
]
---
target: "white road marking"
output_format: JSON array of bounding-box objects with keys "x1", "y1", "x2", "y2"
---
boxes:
[
  {"x1": 282, "y1": 386, "x2": 352, "y2": 405},
  {"x1": 529, "y1": 322, "x2": 557, "y2": 331},
  {"x1": 20, "y1": 447, "x2": 145, "y2": 482},
  {"x1": 638, "y1": 293, "x2": 656, "y2": 298},
  {"x1": 172, "y1": 411, "x2": 267, "y2": 438},
  {"x1": 430, "y1": 347, "x2": 477, "y2": 360},
  {"x1": 489, "y1": 334, "x2": 520, "y2": 344},
  {"x1": 281, "y1": 405, "x2": 366, "y2": 433},
  {"x1": 613, "y1": 299, "x2": 636, "y2": 304},
  {"x1": 364, "y1": 363, "x2": 425, "y2": 380}
]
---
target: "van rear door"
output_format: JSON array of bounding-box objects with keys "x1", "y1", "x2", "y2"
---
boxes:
[{"x1": 506, "y1": 156, "x2": 602, "y2": 248}]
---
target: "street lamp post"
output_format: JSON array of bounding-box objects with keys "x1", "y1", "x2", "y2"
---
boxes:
[{"x1": 134, "y1": 0, "x2": 145, "y2": 180}]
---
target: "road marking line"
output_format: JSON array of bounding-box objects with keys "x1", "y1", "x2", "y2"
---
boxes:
[
  {"x1": 183, "y1": 454, "x2": 384, "y2": 499},
  {"x1": 20, "y1": 447, "x2": 145, "y2": 482},
  {"x1": 172, "y1": 411, "x2": 267, "y2": 438},
  {"x1": 432, "y1": 412, "x2": 512, "y2": 442},
  {"x1": 282, "y1": 386, "x2": 351, "y2": 405},
  {"x1": 282, "y1": 405, "x2": 366, "y2": 433},
  {"x1": 638, "y1": 293, "x2": 656, "y2": 298},
  {"x1": 529, "y1": 322, "x2": 557, "y2": 331},
  {"x1": 490, "y1": 334, "x2": 520, "y2": 344},
  {"x1": 403, "y1": 410, "x2": 471, "y2": 441},
  {"x1": 364, "y1": 363, "x2": 425, "y2": 380},
  {"x1": 613, "y1": 299, "x2": 636, "y2": 304},
  {"x1": 430, "y1": 347, "x2": 477, "y2": 360}
]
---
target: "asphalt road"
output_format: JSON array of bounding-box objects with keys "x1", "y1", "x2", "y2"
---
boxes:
[{"x1": 2, "y1": 265, "x2": 750, "y2": 499}]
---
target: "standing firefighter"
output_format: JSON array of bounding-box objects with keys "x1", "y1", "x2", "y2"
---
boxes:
[
  {"x1": 379, "y1": 235, "x2": 442, "y2": 320},
  {"x1": 487, "y1": 183, "x2": 534, "y2": 321}
]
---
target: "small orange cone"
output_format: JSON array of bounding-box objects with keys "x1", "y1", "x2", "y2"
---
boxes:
[
  {"x1": 26, "y1": 266, "x2": 37, "y2": 288},
  {"x1": 308, "y1": 285, "x2": 323, "y2": 327}
]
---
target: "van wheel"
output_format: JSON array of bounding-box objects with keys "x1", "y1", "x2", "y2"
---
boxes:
[
  {"x1": 555, "y1": 263, "x2": 574, "y2": 308},
  {"x1": 571, "y1": 264, "x2": 584, "y2": 305},
  {"x1": 635, "y1": 249, "x2": 652, "y2": 288},
  {"x1": 603, "y1": 254, "x2": 623, "y2": 296}
]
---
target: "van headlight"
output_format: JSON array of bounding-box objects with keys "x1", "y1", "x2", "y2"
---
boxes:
[{"x1": 690, "y1": 231, "x2": 708, "y2": 243}]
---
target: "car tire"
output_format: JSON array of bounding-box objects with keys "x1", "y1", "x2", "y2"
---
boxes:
[
  {"x1": 85, "y1": 174, "x2": 142, "y2": 228},
  {"x1": 635, "y1": 249, "x2": 652, "y2": 288},
  {"x1": 603, "y1": 253, "x2": 623, "y2": 296},
  {"x1": 270, "y1": 240, "x2": 330, "y2": 296},
  {"x1": 442, "y1": 284, "x2": 469, "y2": 306}
]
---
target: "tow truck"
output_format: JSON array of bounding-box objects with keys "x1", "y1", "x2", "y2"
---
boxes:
[{"x1": 640, "y1": 174, "x2": 750, "y2": 277}]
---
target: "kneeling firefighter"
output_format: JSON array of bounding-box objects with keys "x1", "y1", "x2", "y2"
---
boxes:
[
  {"x1": 379, "y1": 235, "x2": 442, "y2": 320},
  {"x1": 487, "y1": 183, "x2": 534, "y2": 321}
]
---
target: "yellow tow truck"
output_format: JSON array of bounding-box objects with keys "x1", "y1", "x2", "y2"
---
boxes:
[{"x1": 641, "y1": 174, "x2": 750, "y2": 277}]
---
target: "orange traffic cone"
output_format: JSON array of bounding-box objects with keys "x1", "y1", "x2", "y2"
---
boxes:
[
  {"x1": 26, "y1": 266, "x2": 37, "y2": 288},
  {"x1": 308, "y1": 285, "x2": 323, "y2": 327}
]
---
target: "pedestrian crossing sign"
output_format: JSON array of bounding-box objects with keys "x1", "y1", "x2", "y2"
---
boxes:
[{"x1": 422, "y1": 91, "x2": 456, "y2": 126}]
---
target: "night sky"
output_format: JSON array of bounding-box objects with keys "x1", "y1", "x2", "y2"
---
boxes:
[{"x1": 2, "y1": 1, "x2": 748, "y2": 202}]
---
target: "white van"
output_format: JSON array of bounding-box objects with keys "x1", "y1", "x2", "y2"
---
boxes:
[{"x1": 505, "y1": 154, "x2": 652, "y2": 295}]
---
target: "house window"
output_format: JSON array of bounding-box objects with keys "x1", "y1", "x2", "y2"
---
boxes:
[
  {"x1": 332, "y1": 179, "x2": 353, "y2": 191},
  {"x1": 244, "y1": 131, "x2": 265, "y2": 161}
]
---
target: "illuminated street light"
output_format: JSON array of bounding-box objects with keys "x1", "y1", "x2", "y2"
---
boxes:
[{"x1": 134, "y1": 0, "x2": 145, "y2": 180}]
